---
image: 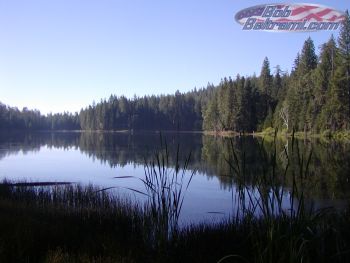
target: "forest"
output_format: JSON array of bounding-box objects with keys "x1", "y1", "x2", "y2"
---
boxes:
[{"x1": 1, "y1": 11, "x2": 349, "y2": 134}]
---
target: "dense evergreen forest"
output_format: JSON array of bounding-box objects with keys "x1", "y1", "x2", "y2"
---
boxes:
[
  {"x1": 0, "y1": 104, "x2": 80, "y2": 130},
  {"x1": 203, "y1": 11, "x2": 350, "y2": 133},
  {"x1": 1, "y1": 11, "x2": 349, "y2": 133}
]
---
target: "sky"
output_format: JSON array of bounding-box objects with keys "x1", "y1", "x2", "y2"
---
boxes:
[{"x1": 0, "y1": 0, "x2": 349, "y2": 114}]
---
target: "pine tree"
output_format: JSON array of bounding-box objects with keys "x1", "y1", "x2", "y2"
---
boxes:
[
  {"x1": 299, "y1": 37, "x2": 318, "y2": 74},
  {"x1": 203, "y1": 92, "x2": 219, "y2": 131},
  {"x1": 235, "y1": 76, "x2": 248, "y2": 131},
  {"x1": 315, "y1": 36, "x2": 338, "y2": 130},
  {"x1": 217, "y1": 78, "x2": 232, "y2": 130},
  {"x1": 287, "y1": 37, "x2": 318, "y2": 131},
  {"x1": 259, "y1": 57, "x2": 273, "y2": 124},
  {"x1": 272, "y1": 65, "x2": 282, "y2": 101},
  {"x1": 292, "y1": 52, "x2": 300, "y2": 75},
  {"x1": 240, "y1": 78, "x2": 254, "y2": 131},
  {"x1": 337, "y1": 10, "x2": 350, "y2": 127},
  {"x1": 325, "y1": 67, "x2": 348, "y2": 130}
]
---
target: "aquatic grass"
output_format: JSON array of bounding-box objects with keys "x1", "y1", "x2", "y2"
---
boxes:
[
  {"x1": 0, "y1": 181, "x2": 150, "y2": 263},
  {"x1": 216, "y1": 128, "x2": 350, "y2": 263},
  {"x1": 114, "y1": 134, "x2": 195, "y2": 254},
  {"x1": 144, "y1": 137, "x2": 194, "y2": 242}
]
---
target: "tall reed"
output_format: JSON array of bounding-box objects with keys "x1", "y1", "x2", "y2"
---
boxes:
[
  {"x1": 114, "y1": 134, "x2": 194, "y2": 253},
  {"x1": 219, "y1": 129, "x2": 347, "y2": 263},
  {"x1": 143, "y1": 136, "x2": 194, "y2": 244}
]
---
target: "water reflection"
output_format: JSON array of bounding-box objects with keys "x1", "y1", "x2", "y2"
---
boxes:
[{"x1": 0, "y1": 131, "x2": 349, "y2": 222}]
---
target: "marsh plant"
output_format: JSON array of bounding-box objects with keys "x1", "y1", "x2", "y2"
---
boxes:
[
  {"x1": 115, "y1": 135, "x2": 194, "y2": 251},
  {"x1": 144, "y1": 138, "x2": 194, "y2": 249},
  {"x1": 226, "y1": 130, "x2": 310, "y2": 219},
  {"x1": 219, "y1": 130, "x2": 349, "y2": 263}
]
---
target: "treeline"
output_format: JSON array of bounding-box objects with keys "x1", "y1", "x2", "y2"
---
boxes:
[
  {"x1": 0, "y1": 89, "x2": 212, "y2": 131},
  {"x1": 204, "y1": 12, "x2": 350, "y2": 133},
  {"x1": 0, "y1": 103, "x2": 79, "y2": 130},
  {"x1": 1, "y1": 11, "x2": 349, "y2": 133},
  {"x1": 79, "y1": 88, "x2": 213, "y2": 130}
]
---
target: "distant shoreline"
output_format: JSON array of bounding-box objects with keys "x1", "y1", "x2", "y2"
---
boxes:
[{"x1": 1, "y1": 128, "x2": 350, "y2": 141}]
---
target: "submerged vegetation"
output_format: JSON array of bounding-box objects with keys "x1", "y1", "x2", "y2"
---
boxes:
[{"x1": 0, "y1": 134, "x2": 350, "y2": 263}]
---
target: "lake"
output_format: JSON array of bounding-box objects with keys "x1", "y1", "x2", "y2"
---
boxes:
[{"x1": 0, "y1": 131, "x2": 349, "y2": 224}]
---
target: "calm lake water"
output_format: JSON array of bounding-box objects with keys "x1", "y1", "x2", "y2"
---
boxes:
[{"x1": 0, "y1": 131, "x2": 349, "y2": 223}]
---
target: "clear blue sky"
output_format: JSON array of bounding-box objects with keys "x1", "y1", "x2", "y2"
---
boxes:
[{"x1": 0, "y1": 0, "x2": 349, "y2": 114}]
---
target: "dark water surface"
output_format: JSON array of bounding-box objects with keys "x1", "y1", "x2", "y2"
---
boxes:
[{"x1": 0, "y1": 131, "x2": 349, "y2": 223}]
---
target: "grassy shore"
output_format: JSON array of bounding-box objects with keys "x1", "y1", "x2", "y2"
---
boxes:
[{"x1": 1, "y1": 181, "x2": 350, "y2": 263}]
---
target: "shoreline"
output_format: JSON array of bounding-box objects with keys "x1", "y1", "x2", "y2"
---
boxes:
[
  {"x1": 1, "y1": 128, "x2": 350, "y2": 142},
  {"x1": 203, "y1": 129, "x2": 350, "y2": 142}
]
